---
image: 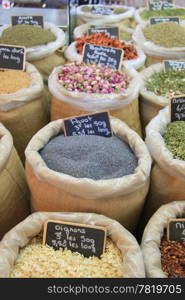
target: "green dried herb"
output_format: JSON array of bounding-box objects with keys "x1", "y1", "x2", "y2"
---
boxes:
[
  {"x1": 163, "y1": 121, "x2": 185, "y2": 160},
  {"x1": 0, "y1": 25, "x2": 56, "y2": 48},
  {"x1": 140, "y1": 8, "x2": 185, "y2": 21},
  {"x1": 143, "y1": 22, "x2": 185, "y2": 48},
  {"x1": 145, "y1": 69, "x2": 185, "y2": 98}
]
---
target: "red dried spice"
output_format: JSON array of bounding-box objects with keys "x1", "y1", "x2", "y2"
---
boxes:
[
  {"x1": 160, "y1": 240, "x2": 185, "y2": 278},
  {"x1": 75, "y1": 32, "x2": 138, "y2": 61}
]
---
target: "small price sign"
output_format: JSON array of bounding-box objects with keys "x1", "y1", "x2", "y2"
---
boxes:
[
  {"x1": 91, "y1": 6, "x2": 114, "y2": 15},
  {"x1": 148, "y1": 0, "x2": 174, "y2": 11},
  {"x1": 12, "y1": 15, "x2": 44, "y2": 27},
  {"x1": 43, "y1": 220, "x2": 107, "y2": 258},
  {"x1": 88, "y1": 27, "x2": 119, "y2": 39},
  {"x1": 63, "y1": 111, "x2": 112, "y2": 137},
  {"x1": 164, "y1": 60, "x2": 185, "y2": 71},
  {"x1": 150, "y1": 17, "x2": 179, "y2": 25},
  {"x1": 167, "y1": 219, "x2": 185, "y2": 242},
  {"x1": 170, "y1": 96, "x2": 185, "y2": 122},
  {"x1": 0, "y1": 44, "x2": 25, "y2": 71}
]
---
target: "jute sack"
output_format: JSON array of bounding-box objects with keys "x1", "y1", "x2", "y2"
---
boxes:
[
  {"x1": 0, "y1": 212, "x2": 145, "y2": 278},
  {"x1": 76, "y1": 5, "x2": 135, "y2": 26},
  {"x1": 0, "y1": 23, "x2": 66, "y2": 83},
  {"x1": 141, "y1": 201, "x2": 185, "y2": 278},
  {"x1": 0, "y1": 62, "x2": 49, "y2": 163},
  {"x1": 133, "y1": 22, "x2": 185, "y2": 67},
  {"x1": 139, "y1": 63, "x2": 168, "y2": 130},
  {"x1": 49, "y1": 65, "x2": 142, "y2": 136},
  {"x1": 25, "y1": 117, "x2": 152, "y2": 232},
  {"x1": 65, "y1": 41, "x2": 146, "y2": 71},
  {"x1": 143, "y1": 106, "x2": 185, "y2": 222},
  {"x1": 74, "y1": 21, "x2": 135, "y2": 42},
  {"x1": 0, "y1": 123, "x2": 30, "y2": 240}
]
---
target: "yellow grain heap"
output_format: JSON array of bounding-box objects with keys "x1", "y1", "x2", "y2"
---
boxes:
[{"x1": 0, "y1": 70, "x2": 31, "y2": 94}]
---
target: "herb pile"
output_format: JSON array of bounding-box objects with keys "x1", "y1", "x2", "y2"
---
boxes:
[{"x1": 140, "y1": 8, "x2": 185, "y2": 21}]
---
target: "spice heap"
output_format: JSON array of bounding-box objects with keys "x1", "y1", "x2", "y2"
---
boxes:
[
  {"x1": 10, "y1": 237, "x2": 123, "y2": 278},
  {"x1": 58, "y1": 62, "x2": 129, "y2": 94},
  {"x1": 163, "y1": 121, "x2": 185, "y2": 160},
  {"x1": 160, "y1": 234, "x2": 185, "y2": 278},
  {"x1": 75, "y1": 32, "x2": 138, "y2": 60},
  {"x1": 140, "y1": 8, "x2": 185, "y2": 21},
  {"x1": 143, "y1": 22, "x2": 185, "y2": 48},
  {"x1": 40, "y1": 134, "x2": 137, "y2": 180},
  {"x1": 145, "y1": 69, "x2": 185, "y2": 98},
  {"x1": 0, "y1": 70, "x2": 31, "y2": 94},
  {"x1": 0, "y1": 25, "x2": 56, "y2": 48},
  {"x1": 81, "y1": 6, "x2": 126, "y2": 15}
]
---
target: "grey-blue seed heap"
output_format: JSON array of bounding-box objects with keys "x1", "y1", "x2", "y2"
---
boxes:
[{"x1": 40, "y1": 134, "x2": 138, "y2": 180}]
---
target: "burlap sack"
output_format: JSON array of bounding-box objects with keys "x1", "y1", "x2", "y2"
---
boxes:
[
  {"x1": 141, "y1": 201, "x2": 185, "y2": 278},
  {"x1": 25, "y1": 117, "x2": 151, "y2": 232},
  {"x1": 0, "y1": 123, "x2": 30, "y2": 240},
  {"x1": 65, "y1": 41, "x2": 146, "y2": 71},
  {"x1": 0, "y1": 62, "x2": 49, "y2": 163},
  {"x1": 0, "y1": 211, "x2": 145, "y2": 278},
  {"x1": 0, "y1": 23, "x2": 66, "y2": 83},
  {"x1": 139, "y1": 63, "x2": 168, "y2": 130},
  {"x1": 74, "y1": 21, "x2": 135, "y2": 42},
  {"x1": 133, "y1": 21, "x2": 185, "y2": 67},
  {"x1": 143, "y1": 106, "x2": 185, "y2": 223},
  {"x1": 49, "y1": 65, "x2": 142, "y2": 136},
  {"x1": 76, "y1": 5, "x2": 135, "y2": 26}
]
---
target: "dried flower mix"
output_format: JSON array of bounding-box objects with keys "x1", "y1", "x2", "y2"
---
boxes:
[
  {"x1": 10, "y1": 237, "x2": 123, "y2": 278},
  {"x1": 0, "y1": 25, "x2": 56, "y2": 48},
  {"x1": 163, "y1": 121, "x2": 185, "y2": 161},
  {"x1": 143, "y1": 22, "x2": 185, "y2": 48},
  {"x1": 140, "y1": 8, "x2": 185, "y2": 21},
  {"x1": 75, "y1": 32, "x2": 138, "y2": 60},
  {"x1": 40, "y1": 134, "x2": 138, "y2": 180},
  {"x1": 58, "y1": 62, "x2": 129, "y2": 94},
  {"x1": 0, "y1": 70, "x2": 31, "y2": 94},
  {"x1": 145, "y1": 69, "x2": 185, "y2": 98}
]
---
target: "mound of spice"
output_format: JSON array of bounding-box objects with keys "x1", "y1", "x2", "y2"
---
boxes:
[
  {"x1": 0, "y1": 25, "x2": 56, "y2": 48},
  {"x1": 143, "y1": 22, "x2": 185, "y2": 48},
  {"x1": 163, "y1": 121, "x2": 185, "y2": 160},
  {"x1": 40, "y1": 134, "x2": 138, "y2": 180},
  {"x1": 10, "y1": 237, "x2": 123, "y2": 278},
  {"x1": 75, "y1": 32, "x2": 138, "y2": 60},
  {"x1": 145, "y1": 69, "x2": 185, "y2": 98},
  {"x1": 58, "y1": 62, "x2": 129, "y2": 94},
  {"x1": 160, "y1": 233, "x2": 185, "y2": 278},
  {"x1": 0, "y1": 70, "x2": 31, "y2": 94},
  {"x1": 140, "y1": 8, "x2": 185, "y2": 21}
]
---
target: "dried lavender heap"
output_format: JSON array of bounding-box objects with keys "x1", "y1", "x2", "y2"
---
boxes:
[
  {"x1": 163, "y1": 121, "x2": 185, "y2": 161},
  {"x1": 40, "y1": 134, "x2": 138, "y2": 180}
]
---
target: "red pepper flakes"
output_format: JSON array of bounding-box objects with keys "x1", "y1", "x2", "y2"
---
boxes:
[{"x1": 75, "y1": 32, "x2": 138, "y2": 61}]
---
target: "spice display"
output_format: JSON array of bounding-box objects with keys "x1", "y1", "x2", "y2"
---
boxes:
[
  {"x1": 145, "y1": 69, "x2": 185, "y2": 98},
  {"x1": 0, "y1": 25, "x2": 56, "y2": 48},
  {"x1": 140, "y1": 8, "x2": 185, "y2": 21},
  {"x1": 40, "y1": 134, "x2": 138, "y2": 180},
  {"x1": 10, "y1": 236, "x2": 123, "y2": 278},
  {"x1": 163, "y1": 121, "x2": 185, "y2": 160},
  {"x1": 160, "y1": 235, "x2": 185, "y2": 278},
  {"x1": 0, "y1": 70, "x2": 31, "y2": 94},
  {"x1": 58, "y1": 62, "x2": 129, "y2": 94},
  {"x1": 81, "y1": 6, "x2": 126, "y2": 15},
  {"x1": 143, "y1": 22, "x2": 185, "y2": 48},
  {"x1": 75, "y1": 32, "x2": 138, "y2": 60}
]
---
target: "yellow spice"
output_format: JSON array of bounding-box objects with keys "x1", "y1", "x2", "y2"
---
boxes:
[{"x1": 0, "y1": 70, "x2": 31, "y2": 94}]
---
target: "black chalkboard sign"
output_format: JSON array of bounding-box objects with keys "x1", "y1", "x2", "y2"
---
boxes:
[
  {"x1": 170, "y1": 96, "x2": 185, "y2": 122},
  {"x1": 164, "y1": 60, "x2": 185, "y2": 71},
  {"x1": 82, "y1": 43, "x2": 123, "y2": 70},
  {"x1": 78, "y1": 0, "x2": 100, "y2": 4},
  {"x1": 167, "y1": 219, "x2": 185, "y2": 242},
  {"x1": 43, "y1": 220, "x2": 107, "y2": 258},
  {"x1": 91, "y1": 6, "x2": 114, "y2": 15},
  {"x1": 12, "y1": 15, "x2": 44, "y2": 27},
  {"x1": 88, "y1": 27, "x2": 119, "y2": 39},
  {"x1": 63, "y1": 112, "x2": 112, "y2": 137},
  {"x1": 150, "y1": 17, "x2": 179, "y2": 25},
  {"x1": 0, "y1": 44, "x2": 25, "y2": 71},
  {"x1": 148, "y1": 0, "x2": 173, "y2": 11}
]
